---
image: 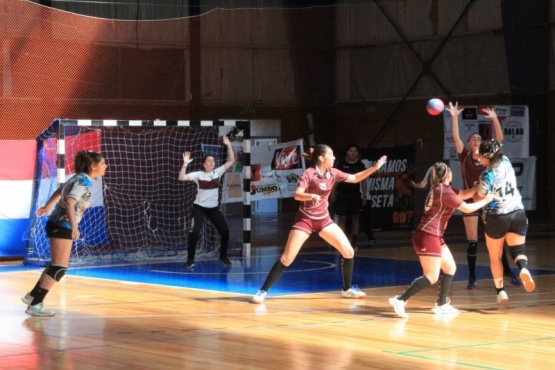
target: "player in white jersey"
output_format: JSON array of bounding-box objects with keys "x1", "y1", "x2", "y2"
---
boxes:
[
  {"x1": 475, "y1": 139, "x2": 535, "y2": 305},
  {"x1": 178, "y1": 135, "x2": 235, "y2": 269}
]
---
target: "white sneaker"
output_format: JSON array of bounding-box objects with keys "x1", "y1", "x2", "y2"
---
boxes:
[
  {"x1": 252, "y1": 290, "x2": 267, "y2": 304},
  {"x1": 389, "y1": 295, "x2": 408, "y2": 318},
  {"x1": 21, "y1": 292, "x2": 33, "y2": 305},
  {"x1": 519, "y1": 268, "x2": 535, "y2": 292},
  {"x1": 431, "y1": 298, "x2": 459, "y2": 315},
  {"x1": 496, "y1": 290, "x2": 509, "y2": 305},
  {"x1": 341, "y1": 285, "x2": 366, "y2": 299},
  {"x1": 26, "y1": 303, "x2": 55, "y2": 317}
]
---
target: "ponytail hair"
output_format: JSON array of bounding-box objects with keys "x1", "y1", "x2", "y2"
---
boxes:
[
  {"x1": 479, "y1": 139, "x2": 503, "y2": 166},
  {"x1": 74, "y1": 150, "x2": 103, "y2": 174},
  {"x1": 302, "y1": 144, "x2": 331, "y2": 166},
  {"x1": 413, "y1": 162, "x2": 451, "y2": 189}
]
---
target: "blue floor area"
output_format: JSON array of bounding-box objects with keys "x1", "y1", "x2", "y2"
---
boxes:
[
  {"x1": 71, "y1": 254, "x2": 426, "y2": 295},
  {"x1": 5, "y1": 248, "x2": 552, "y2": 296},
  {"x1": 0, "y1": 248, "x2": 555, "y2": 295}
]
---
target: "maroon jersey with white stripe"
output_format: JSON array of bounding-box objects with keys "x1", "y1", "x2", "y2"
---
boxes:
[
  {"x1": 298, "y1": 167, "x2": 349, "y2": 220},
  {"x1": 417, "y1": 184, "x2": 462, "y2": 237}
]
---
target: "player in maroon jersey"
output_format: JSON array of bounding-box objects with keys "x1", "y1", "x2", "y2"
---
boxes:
[
  {"x1": 447, "y1": 101, "x2": 519, "y2": 289},
  {"x1": 389, "y1": 162, "x2": 493, "y2": 318},
  {"x1": 252, "y1": 144, "x2": 387, "y2": 304}
]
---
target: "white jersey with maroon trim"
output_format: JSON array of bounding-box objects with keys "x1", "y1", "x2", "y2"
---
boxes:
[{"x1": 187, "y1": 165, "x2": 226, "y2": 208}]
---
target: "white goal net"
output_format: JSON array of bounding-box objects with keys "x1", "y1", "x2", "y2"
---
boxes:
[{"x1": 26, "y1": 119, "x2": 247, "y2": 266}]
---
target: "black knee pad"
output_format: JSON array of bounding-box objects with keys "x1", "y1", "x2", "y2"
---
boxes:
[
  {"x1": 509, "y1": 244, "x2": 526, "y2": 261},
  {"x1": 466, "y1": 240, "x2": 478, "y2": 256},
  {"x1": 44, "y1": 264, "x2": 68, "y2": 282}
]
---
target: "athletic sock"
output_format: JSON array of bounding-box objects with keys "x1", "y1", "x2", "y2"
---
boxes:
[
  {"x1": 29, "y1": 281, "x2": 42, "y2": 298},
  {"x1": 399, "y1": 275, "x2": 431, "y2": 301},
  {"x1": 437, "y1": 274, "x2": 454, "y2": 306},
  {"x1": 30, "y1": 287, "x2": 49, "y2": 306},
  {"x1": 261, "y1": 260, "x2": 287, "y2": 292},
  {"x1": 467, "y1": 240, "x2": 477, "y2": 279},
  {"x1": 341, "y1": 257, "x2": 354, "y2": 290},
  {"x1": 516, "y1": 259, "x2": 529, "y2": 271}
]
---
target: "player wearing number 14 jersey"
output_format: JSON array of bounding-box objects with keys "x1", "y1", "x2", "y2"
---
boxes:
[
  {"x1": 476, "y1": 139, "x2": 535, "y2": 305},
  {"x1": 478, "y1": 155, "x2": 522, "y2": 215}
]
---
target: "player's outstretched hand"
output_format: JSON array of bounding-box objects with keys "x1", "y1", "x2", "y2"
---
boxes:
[
  {"x1": 183, "y1": 151, "x2": 193, "y2": 165},
  {"x1": 446, "y1": 101, "x2": 464, "y2": 117},
  {"x1": 482, "y1": 107, "x2": 497, "y2": 120},
  {"x1": 375, "y1": 155, "x2": 387, "y2": 170}
]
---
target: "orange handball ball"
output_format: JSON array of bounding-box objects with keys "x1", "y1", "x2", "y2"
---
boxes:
[{"x1": 426, "y1": 98, "x2": 445, "y2": 116}]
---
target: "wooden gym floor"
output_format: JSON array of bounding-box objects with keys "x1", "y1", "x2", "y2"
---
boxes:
[{"x1": 2, "y1": 214, "x2": 555, "y2": 369}]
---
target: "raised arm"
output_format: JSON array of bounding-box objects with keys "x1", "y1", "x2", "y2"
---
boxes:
[
  {"x1": 178, "y1": 151, "x2": 192, "y2": 181},
  {"x1": 447, "y1": 101, "x2": 465, "y2": 154},
  {"x1": 346, "y1": 155, "x2": 387, "y2": 184},
  {"x1": 483, "y1": 107, "x2": 504, "y2": 143},
  {"x1": 222, "y1": 135, "x2": 235, "y2": 171}
]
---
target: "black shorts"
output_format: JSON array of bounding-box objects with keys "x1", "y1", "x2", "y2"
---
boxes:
[
  {"x1": 483, "y1": 209, "x2": 528, "y2": 239},
  {"x1": 334, "y1": 197, "x2": 362, "y2": 216},
  {"x1": 45, "y1": 221, "x2": 73, "y2": 240}
]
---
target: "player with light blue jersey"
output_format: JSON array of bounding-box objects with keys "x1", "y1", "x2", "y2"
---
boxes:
[
  {"x1": 22, "y1": 150, "x2": 107, "y2": 317},
  {"x1": 478, "y1": 156, "x2": 523, "y2": 215},
  {"x1": 48, "y1": 173, "x2": 93, "y2": 230},
  {"x1": 475, "y1": 139, "x2": 535, "y2": 306}
]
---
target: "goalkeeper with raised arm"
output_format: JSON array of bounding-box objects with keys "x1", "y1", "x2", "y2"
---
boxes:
[{"x1": 178, "y1": 135, "x2": 235, "y2": 269}]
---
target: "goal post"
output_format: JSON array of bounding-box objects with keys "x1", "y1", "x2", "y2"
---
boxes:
[{"x1": 26, "y1": 119, "x2": 251, "y2": 266}]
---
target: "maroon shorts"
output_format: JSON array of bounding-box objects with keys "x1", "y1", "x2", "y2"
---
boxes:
[
  {"x1": 412, "y1": 230, "x2": 444, "y2": 257},
  {"x1": 291, "y1": 212, "x2": 334, "y2": 235}
]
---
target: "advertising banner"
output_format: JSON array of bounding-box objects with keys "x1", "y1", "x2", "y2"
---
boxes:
[
  {"x1": 361, "y1": 144, "x2": 416, "y2": 231},
  {"x1": 248, "y1": 139, "x2": 305, "y2": 201},
  {"x1": 443, "y1": 105, "x2": 529, "y2": 160}
]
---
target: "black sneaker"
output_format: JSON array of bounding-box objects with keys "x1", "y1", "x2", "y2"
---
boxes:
[
  {"x1": 184, "y1": 260, "x2": 195, "y2": 269},
  {"x1": 467, "y1": 277, "x2": 477, "y2": 290},
  {"x1": 218, "y1": 256, "x2": 232, "y2": 267}
]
